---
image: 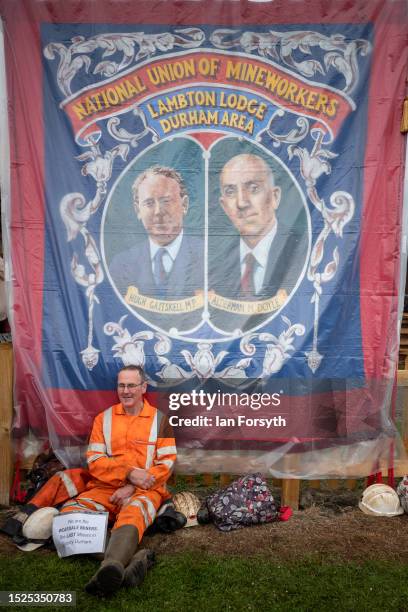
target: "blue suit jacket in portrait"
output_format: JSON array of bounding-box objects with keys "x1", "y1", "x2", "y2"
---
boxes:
[
  {"x1": 208, "y1": 222, "x2": 309, "y2": 333},
  {"x1": 108, "y1": 233, "x2": 204, "y2": 332},
  {"x1": 109, "y1": 233, "x2": 204, "y2": 300}
]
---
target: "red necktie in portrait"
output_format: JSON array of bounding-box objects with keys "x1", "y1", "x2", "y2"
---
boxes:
[{"x1": 241, "y1": 252, "x2": 257, "y2": 298}]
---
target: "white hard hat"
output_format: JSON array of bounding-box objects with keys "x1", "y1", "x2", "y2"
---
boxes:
[
  {"x1": 16, "y1": 507, "x2": 58, "y2": 551},
  {"x1": 359, "y1": 484, "x2": 403, "y2": 517},
  {"x1": 173, "y1": 492, "x2": 201, "y2": 527},
  {"x1": 362, "y1": 484, "x2": 399, "y2": 505},
  {"x1": 362, "y1": 483, "x2": 392, "y2": 497}
]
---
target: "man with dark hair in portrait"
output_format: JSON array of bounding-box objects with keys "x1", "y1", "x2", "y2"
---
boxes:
[
  {"x1": 109, "y1": 166, "x2": 204, "y2": 303},
  {"x1": 209, "y1": 153, "x2": 308, "y2": 330},
  {"x1": 60, "y1": 365, "x2": 176, "y2": 596}
]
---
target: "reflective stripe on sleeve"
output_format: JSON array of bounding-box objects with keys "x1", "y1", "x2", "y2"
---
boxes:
[
  {"x1": 61, "y1": 500, "x2": 83, "y2": 509},
  {"x1": 103, "y1": 407, "x2": 113, "y2": 456},
  {"x1": 79, "y1": 498, "x2": 107, "y2": 512},
  {"x1": 138, "y1": 495, "x2": 157, "y2": 523},
  {"x1": 58, "y1": 471, "x2": 79, "y2": 498},
  {"x1": 154, "y1": 458, "x2": 174, "y2": 469},
  {"x1": 62, "y1": 502, "x2": 100, "y2": 513},
  {"x1": 88, "y1": 442, "x2": 107, "y2": 453},
  {"x1": 130, "y1": 499, "x2": 149, "y2": 527},
  {"x1": 156, "y1": 446, "x2": 177, "y2": 457},
  {"x1": 61, "y1": 500, "x2": 79, "y2": 508},
  {"x1": 87, "y1": 453, "x2": 108, "y2": 464}
]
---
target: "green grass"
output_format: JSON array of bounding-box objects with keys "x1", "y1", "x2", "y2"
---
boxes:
[{"x1": 1, "y1": 552, "x2": 408, "y2": 611}]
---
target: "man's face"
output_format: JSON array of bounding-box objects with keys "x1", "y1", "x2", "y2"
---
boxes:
[
  {"x1": 135, "y1": 174, "x2": 188, "y2": 246},
  {"x1": 117, "y1": 369, "x2": 147, "y2": 414},
  {"x1": 220, "y1": 155, "x2": 281, "y2": 248}
]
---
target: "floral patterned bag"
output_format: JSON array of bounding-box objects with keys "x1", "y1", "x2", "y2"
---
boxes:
[{"x1": 204, "y1": 473, "x2": 278, "y2": 532}]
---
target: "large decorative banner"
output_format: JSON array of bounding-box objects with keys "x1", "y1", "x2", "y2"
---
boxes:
[{"x1": 1, "y1": 0, "x2": 407, "y2": 476}]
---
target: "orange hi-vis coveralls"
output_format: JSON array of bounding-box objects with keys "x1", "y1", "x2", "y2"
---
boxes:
[
  {"x1": 29, "y1": 468, "x2": 91, "y2": 508},
  {"x1": 60, "y1": 400, "x2": 176, "y2": 542}
]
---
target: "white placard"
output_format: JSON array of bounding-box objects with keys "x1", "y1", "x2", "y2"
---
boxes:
[{"x1": 52, "y1": 511, "x2": 109, "y2": 558}]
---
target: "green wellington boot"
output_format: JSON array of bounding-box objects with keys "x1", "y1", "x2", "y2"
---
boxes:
[
  {"x1": 85, "y1": 525, "x2": 139, "y2": 597},
  {"x1": 123, "y1": 549, "x2": 156, "y2": 588}
]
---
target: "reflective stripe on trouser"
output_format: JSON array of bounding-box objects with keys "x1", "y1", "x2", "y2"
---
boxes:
[
  {"x1": 29, "y1": 468, "x2": 91, "y2": 508},
  {"x1": 60, "y1": 485, "x2": 162, "y2": 542}
]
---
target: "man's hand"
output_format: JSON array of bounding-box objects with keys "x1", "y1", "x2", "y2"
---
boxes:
[
  {"x1": 127, "y1": 468, "x2": 155, "y2": 489},
  {"x1": 109, "y1": 483, "x2": 135, "y2": 506}
]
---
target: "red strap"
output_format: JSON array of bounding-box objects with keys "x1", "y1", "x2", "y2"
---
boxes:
[
  {"x1": 388, "y1": 467, "x2": 395, "y2": 489},
  {"x1": 9, "y1": 459, "x2": 27, "y2": 503},
  {"x1": 367, "y1": 471, "x2": 382, "y2": 486},
  {"x1": 279, "y1": 506, "x2": 292, "y2": 521}
]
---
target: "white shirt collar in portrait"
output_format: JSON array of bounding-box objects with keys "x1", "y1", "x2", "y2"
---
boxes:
[
  {"x1": 239, "y1": 221, "x2": 277, "y2": 295},
  {"x1": 149, "y1": 230, "x2": 184, "y2": 275}
]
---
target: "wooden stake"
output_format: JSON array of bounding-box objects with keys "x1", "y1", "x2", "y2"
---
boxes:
[{"x1": 0, "y1": 343, "x2": 13, "y2": 505}]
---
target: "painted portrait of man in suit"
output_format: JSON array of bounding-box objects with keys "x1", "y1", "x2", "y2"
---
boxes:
[
  {"x1": 209, "y1": 150, "x2": 309, "y2": 333},
  {"x1": 108, "y1": 164, "x2": 204, "y2": 332}
]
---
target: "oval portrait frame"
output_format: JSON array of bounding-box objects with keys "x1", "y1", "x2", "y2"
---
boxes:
[
  {"x1": 101, "y1": 136, "x2": 206, "y2": 337},
  {"x1": 207, "y1": 136, "x2": 311, "y2": 336}
]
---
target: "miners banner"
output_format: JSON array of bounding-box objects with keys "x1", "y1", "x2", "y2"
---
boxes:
[{"x1": 1, "y1": 0, "x2": 407, "y2": 476}]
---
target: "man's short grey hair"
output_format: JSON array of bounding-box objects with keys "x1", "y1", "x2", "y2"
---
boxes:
[
  {"x1": 118, "y1": 365, "x2": 146, "y2": 382},
  {"x1": 132, "y1": 166, "x2": 188, "y2": 207}
]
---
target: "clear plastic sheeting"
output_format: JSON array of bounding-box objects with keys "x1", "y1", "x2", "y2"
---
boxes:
[
  {"x1": 176, "y1": 436, "x2": 405, "y2": 480},
  {"x1": 0, "y1": 0, "x2": 407, "y2": 478}
]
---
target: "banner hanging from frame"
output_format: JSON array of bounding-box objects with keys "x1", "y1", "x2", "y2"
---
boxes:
[{"x1": 0, "y1": 0, "x2": 407, "y2": 476}]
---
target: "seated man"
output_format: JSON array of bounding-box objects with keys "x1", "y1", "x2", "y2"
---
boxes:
[{"x1": 60, "y1": 364, "x2": 176, "y2": 596}]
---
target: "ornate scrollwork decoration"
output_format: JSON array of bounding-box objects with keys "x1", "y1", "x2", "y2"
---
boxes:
[
  {"x1": 104, "y1": 317, "x2": 307, "y2": 383},
  {"x1": 289, "y1": 130, "x2": 355, "y2": 372},
  {"x1": 242, "y1": 316, "x2": 306, "y2": 377},
  {"x1": 258, "y1": 110, "x2": 310, "y2": 147},
  {"x1": 103, "y1": 316, "x2": 154, "y2": 367},
  {"x1": 44, "y1": 28, "x2": 206, "y2": 97},
  {"x1": 210, "y1": 29, "x2": 371, "y2": 94},
  {"x1": 60, "y1": 142, "x2": 128, "y2": 370},
  {"x1": 158, "y1": 342, "x2": 252, "y2": 382},
  {"x1": 107, "y1": 108, "x2": 159, "y2": 147}
]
